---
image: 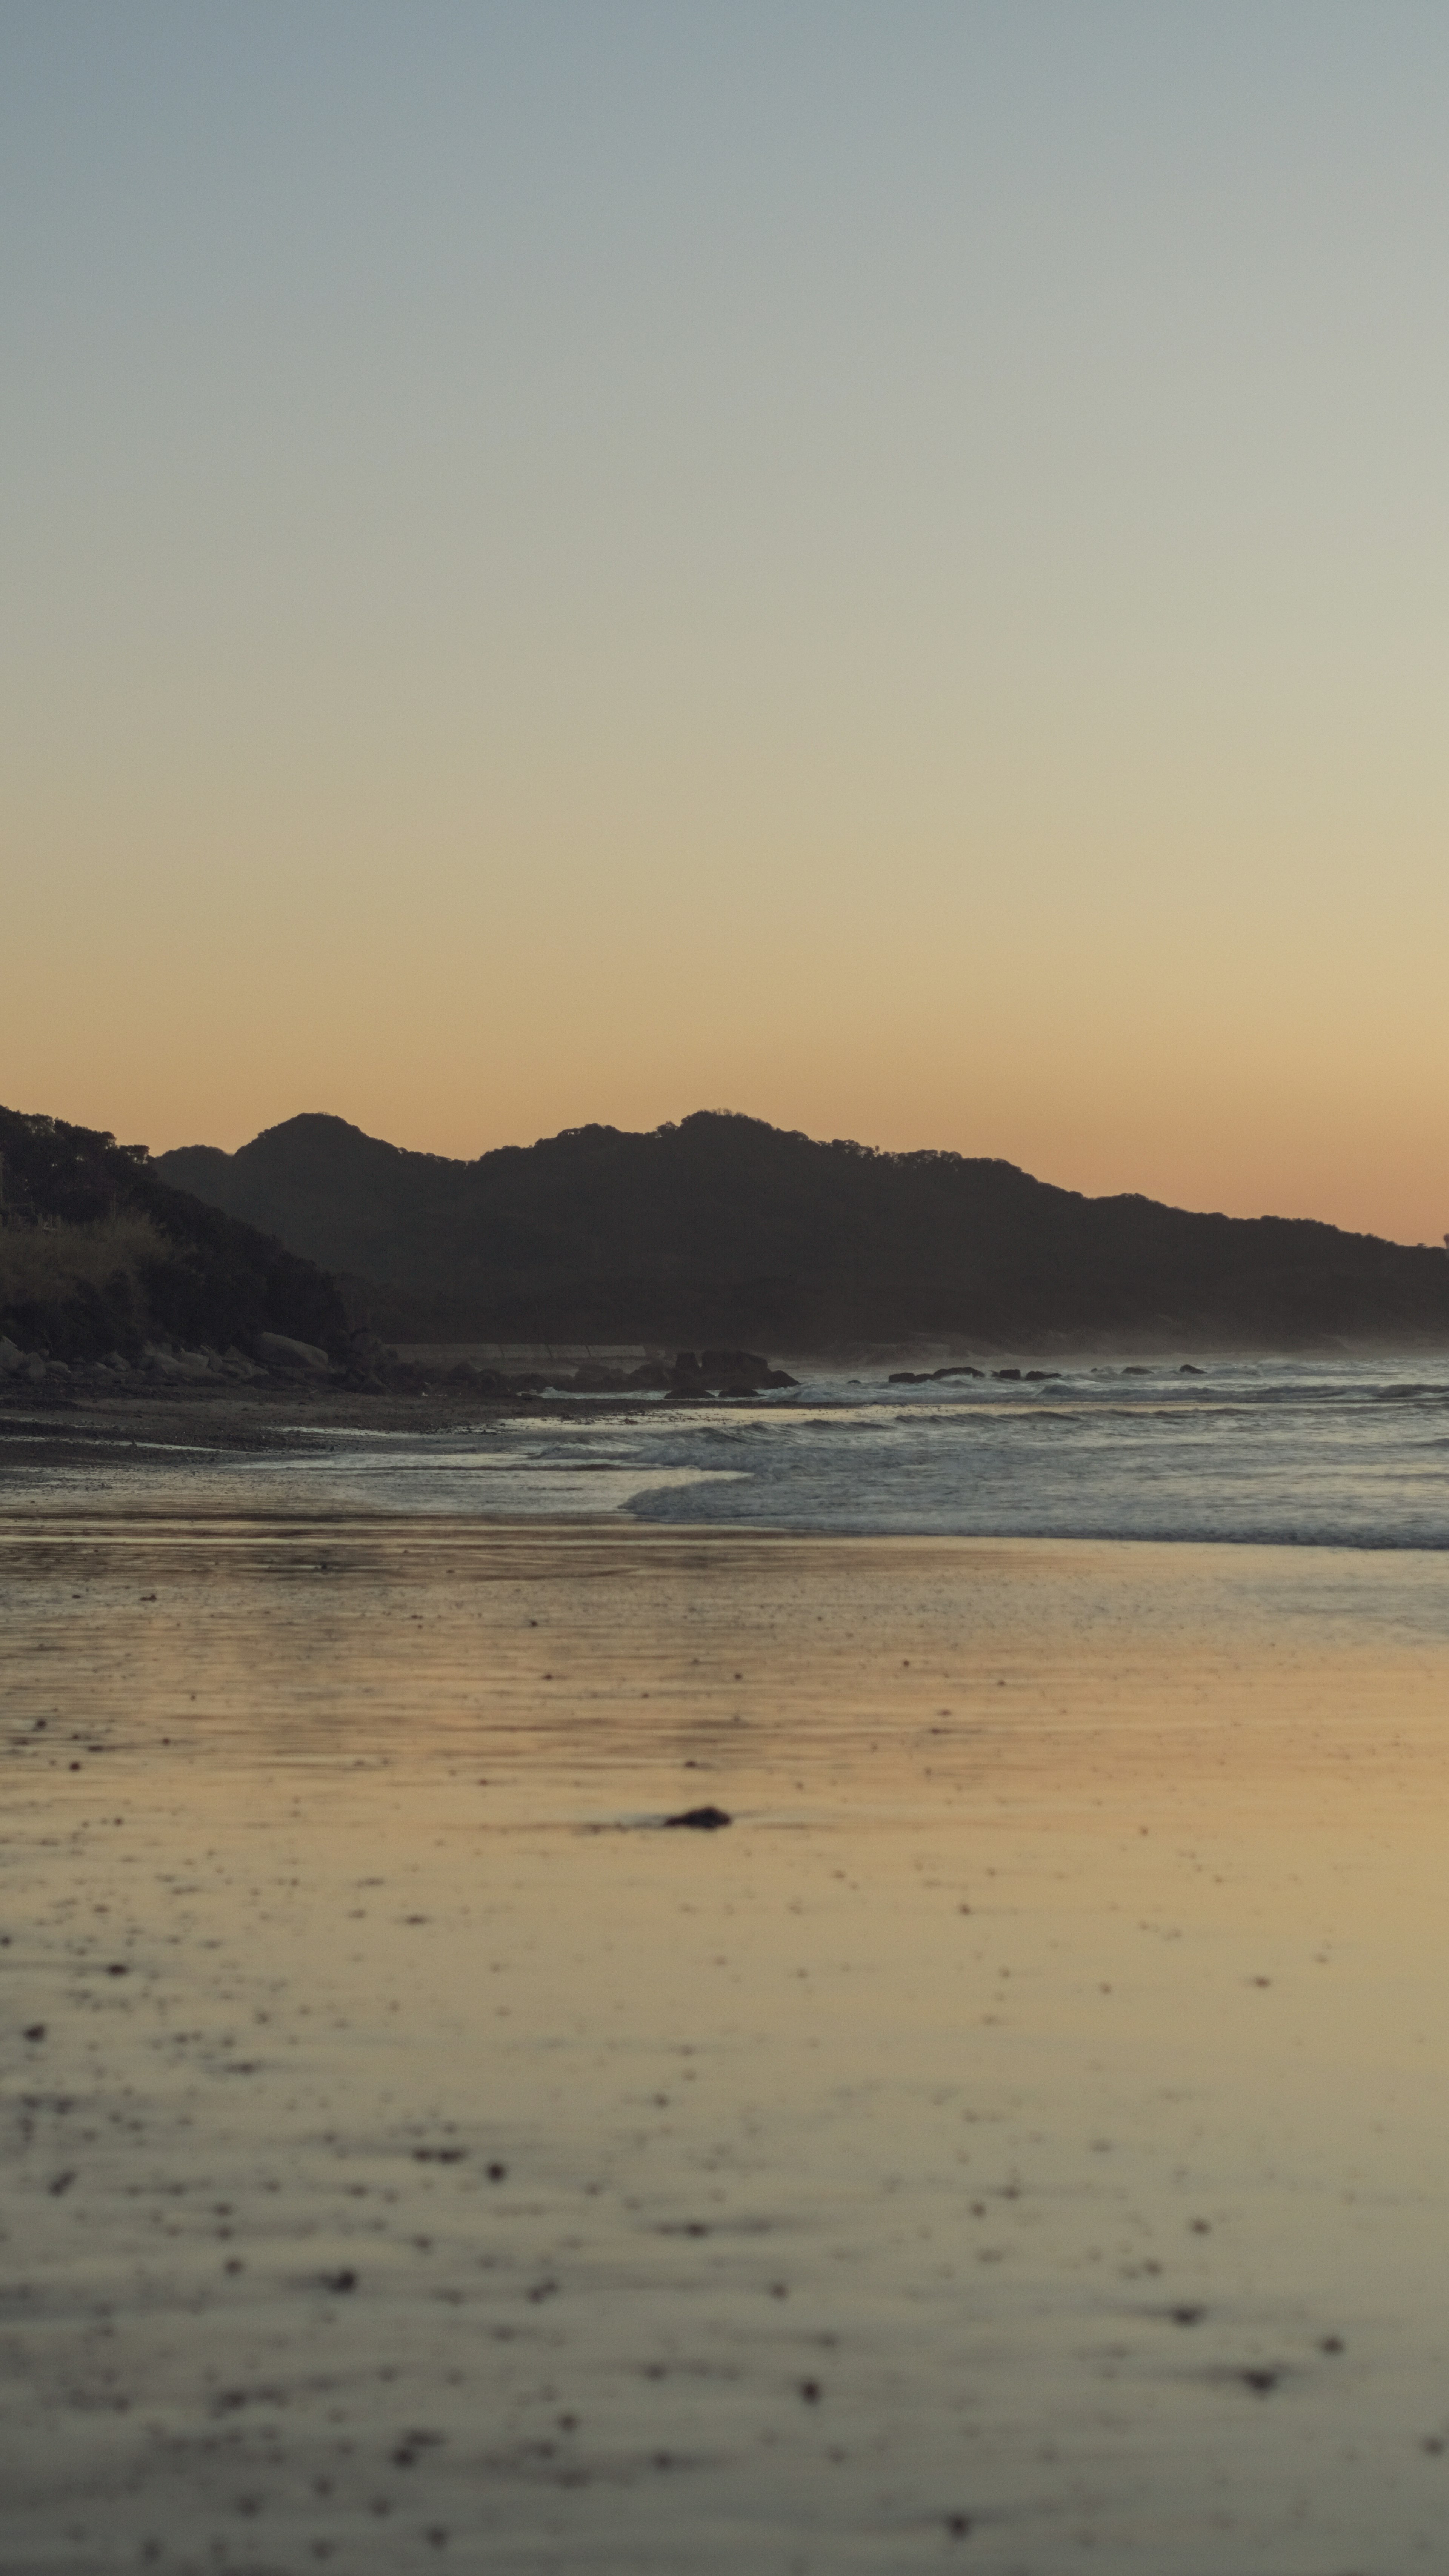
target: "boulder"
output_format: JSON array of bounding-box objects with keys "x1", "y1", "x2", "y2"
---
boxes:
[
  {"x1": 255, "y1": 1332, "x2": 331, "y2": 1374},
  {"x1": 700, "y1": 1347, "x2": 796, "y2": 1387},
  {"x1": 0, "y1": 1336, "x2": 24, "y2": 1375}
]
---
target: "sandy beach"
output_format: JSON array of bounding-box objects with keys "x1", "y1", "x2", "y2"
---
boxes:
[
  {"x1": 4, "y1": 1514, "x2": 1449, "y2": 2572},
  {"x1": 13, "y1": 5, "x2": 1449, "y2": 2565}
]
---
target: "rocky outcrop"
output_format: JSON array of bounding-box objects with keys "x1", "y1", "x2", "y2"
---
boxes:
[
  {"x1": 666, "y1": 1349, "x2": 798, "y2": 1396},
  {"x1": 377, "y1": 1346, "x2": 797, "y2": 1401}
]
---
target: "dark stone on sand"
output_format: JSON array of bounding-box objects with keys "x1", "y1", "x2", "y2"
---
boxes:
[{"x1": 663, "y1": 1805, "x2": 732, "y2": 1831}]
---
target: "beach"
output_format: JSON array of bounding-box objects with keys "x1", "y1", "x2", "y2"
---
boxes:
[
  {"x1": 5, "y1": 1513, "x2": 1449, "y2": 2572},
  {"x1": 9, "y1": 2, "x2": 1447, "y2": 2558}
]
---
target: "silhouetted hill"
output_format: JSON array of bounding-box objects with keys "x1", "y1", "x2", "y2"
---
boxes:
[
  {"x1": 157, "y1": 1111, "x2": 1449, "y2": 1353},
  {"x1": 0, "y1": 1105, "x2": 348, "y2": 1362}
]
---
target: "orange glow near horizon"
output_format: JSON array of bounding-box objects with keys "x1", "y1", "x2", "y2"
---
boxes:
[{"x1": 4, "y1": 9, "x2": 1448, "y2": 1246}]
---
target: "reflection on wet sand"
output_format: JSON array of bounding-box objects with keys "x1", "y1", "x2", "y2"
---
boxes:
[{"x1": 3, "y1": 1518, "x2": 1449, "y2": 2573}]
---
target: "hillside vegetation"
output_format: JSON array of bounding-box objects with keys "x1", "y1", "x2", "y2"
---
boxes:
[
  {"x1": 0, "y1": 1106, "x2": 348, "y2": 1362},
  {"x1": 160, "y1": 1110, "x2": 1449, "y2": 1353},
  {"x1": 0, "y1": 1213, "x2": 167, "y2": 1308}
]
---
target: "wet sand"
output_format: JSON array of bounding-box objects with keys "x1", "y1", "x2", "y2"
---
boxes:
[{"x1": 4, "y1": 1516, "x2": 1449, "y2": 2573}]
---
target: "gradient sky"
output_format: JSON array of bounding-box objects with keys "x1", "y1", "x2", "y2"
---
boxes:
[{"x1": 4, "y1": 3, "x2": 1447, "y2": 1240}]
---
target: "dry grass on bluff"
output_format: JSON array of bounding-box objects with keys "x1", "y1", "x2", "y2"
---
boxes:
[{"x1": 0, "y1": 1214, "x2": 165, "y2": 1307}]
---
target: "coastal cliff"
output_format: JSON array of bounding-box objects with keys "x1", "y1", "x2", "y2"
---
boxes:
[{"x1": 0, "y1": 1104, "x2": 348, "y2": 1367}]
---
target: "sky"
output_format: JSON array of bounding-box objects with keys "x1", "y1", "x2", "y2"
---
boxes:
[{"x1": 3, "y1": 2, "x2": 1447, "y2": 1242}]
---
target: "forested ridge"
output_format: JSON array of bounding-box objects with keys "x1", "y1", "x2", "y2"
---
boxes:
[
  {"x1": 0, "y1": 1104, "x2": 347, "y2": 1361},
  {"x1": 158, "y1": 1111, "x2": 1449, "y2": 1351}
]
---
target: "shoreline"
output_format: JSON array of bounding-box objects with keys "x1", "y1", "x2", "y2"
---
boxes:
[{"x1": 5, "y1": 1515, "x2": 1449, "y2": 2570}]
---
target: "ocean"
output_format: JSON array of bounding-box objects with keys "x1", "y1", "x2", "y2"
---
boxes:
[{"x1": 148, "y1": 1353, "x2": 1449, "y2": 1547}]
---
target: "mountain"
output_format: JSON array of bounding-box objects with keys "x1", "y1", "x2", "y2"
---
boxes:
[
  {"x1": 0, "y1": 1104, "x2": 348, "y2": 1363},
  {"x1": 157, "y1": 1111, "x2": 1449, "y2": 1353}
]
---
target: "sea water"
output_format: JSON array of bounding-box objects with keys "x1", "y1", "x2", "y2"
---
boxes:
[{"x1": 201, "y1": 1354, "x2": 1449, "y2": 1546}]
